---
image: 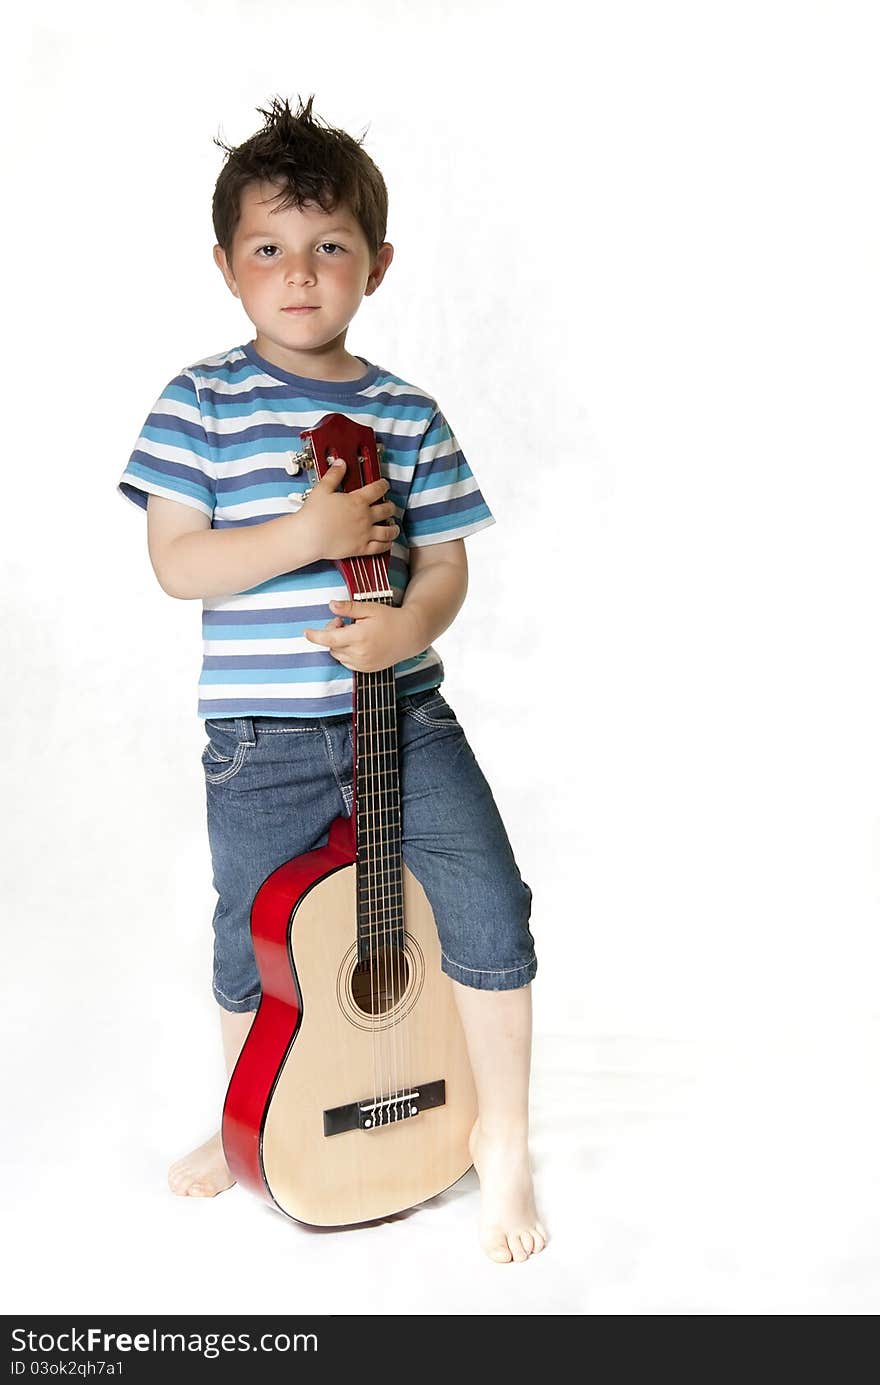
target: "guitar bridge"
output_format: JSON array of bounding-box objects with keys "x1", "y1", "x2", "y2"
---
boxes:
[{"x1": 323, "y1": 1080, "x2": 446, "y2": 1136}]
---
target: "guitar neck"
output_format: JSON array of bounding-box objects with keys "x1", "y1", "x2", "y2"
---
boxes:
[
  {"x1": 353, "y1": 621, "x2": 403, "y2": 959},
  {"x1": 293, "y1": 409, "x2": 405, "y2": 962}
]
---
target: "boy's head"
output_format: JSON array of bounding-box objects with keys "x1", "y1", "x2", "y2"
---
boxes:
[{"x1": 211, "y1": 94, "x2": 393, "y2": 375}]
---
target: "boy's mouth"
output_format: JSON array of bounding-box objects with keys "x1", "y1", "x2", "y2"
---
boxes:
[{"x1": 283, "y1": 306, "x2": 319, "y2": 314}]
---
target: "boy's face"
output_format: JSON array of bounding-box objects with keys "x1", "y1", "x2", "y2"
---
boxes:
[{"x1": 213, "y1": 180, "x2": 393, "y2": 378}]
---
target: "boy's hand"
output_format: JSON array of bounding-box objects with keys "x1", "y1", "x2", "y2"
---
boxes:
[
  {"x1": 304, "y1": 600, "x2": 423, "y2": 673},
  {"x1": 300, "y1": 460, "x2": 399, "y2": 561}
]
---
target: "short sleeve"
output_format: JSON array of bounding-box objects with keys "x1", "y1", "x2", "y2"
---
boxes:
[
  {"x1": 403, "y1": 407, "x2": 497, "y2": 547},
  {"x1": 117, "y1": 369, "x2": 215, "y2": 517}
]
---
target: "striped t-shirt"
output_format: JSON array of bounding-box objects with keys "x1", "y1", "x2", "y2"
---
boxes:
[{"x1": 118, "y1": 342, "x2": 496, "y2": 719}]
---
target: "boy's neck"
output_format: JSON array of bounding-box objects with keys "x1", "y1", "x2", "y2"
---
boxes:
[{"x1": 250, "y1": 333, "x2": 368, "y2": 383}]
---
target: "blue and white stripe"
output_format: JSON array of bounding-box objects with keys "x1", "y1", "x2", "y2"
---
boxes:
[{"x1": 118, "y1": 343, "x2": 496, "y2": 719}]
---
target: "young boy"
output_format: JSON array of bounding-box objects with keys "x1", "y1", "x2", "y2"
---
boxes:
[{"x1": 118, "y1": 94, "x2": 546, "y2": 1264}]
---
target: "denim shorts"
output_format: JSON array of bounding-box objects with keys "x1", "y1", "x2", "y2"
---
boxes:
[{"x1": 201, "y1": 686, "x2": 537, "y2": 1012}]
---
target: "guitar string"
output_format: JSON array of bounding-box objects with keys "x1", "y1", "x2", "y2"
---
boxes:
[
  {"x1": 354, "y1": 606, "x2": 379, "y2": 1120},
  {"x1": 370, "y1": 560, "x2": 398, "y2": 1120},
  {"x1": 323, "y1": 445, "x2": 380, "y2": 1116},
  {"x1": 319, "y1": 441, "x2": 405, "y2": 1126},
  {"x1": 352, "y1": 545, "x2": 405, "y2": 1123},
  {"x1": 381, "y1": 651, "x2": 405, "y2": 1122},
  {"x1": 371, "y1": 559, "x2": 396, "y2": 1113},
  {"x1": 378, "y1": 542, "x2": 412, "y2": 1126},
  {"x1": 379, "y1": 539, "x2": 412, "y2": 1125},
  {"x1": 348, "y1": 446, "x2": 415, "y2": 1127},
  {"x1": 372, "y1": 558, "x2": 403, "y2": 1122},
  {"x1": 370, "y1": 599, "x2": 392, "y2": 1120},
  {"x1": 352, "y1": 551, "x2": 382, "y2": 1117},
  {"x1": 352, "y1": 549, "x2": 388, "y2": 1118},
  {"x1": 391, "y1": 644, "x2": 413, "y2": 1122},
  {"x1": 316, "y1": 443, "x2": 378, "y2": 1118}
]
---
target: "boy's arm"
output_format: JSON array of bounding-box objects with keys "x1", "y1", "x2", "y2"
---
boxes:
[
  {"x1": 399, "y1": 539, "x2": 468, "y2": 650},
  {"x1": 147, "y1": 495, "x2": 319, "y2": 599},
  {"x1": 146, "y1": 467, "x2": 397, "y2": 599},
  {"x1": 305, "y1": 539, "x2": 469, "y2": 671}
]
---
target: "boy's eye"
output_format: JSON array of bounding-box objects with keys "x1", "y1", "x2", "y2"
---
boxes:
[{"x1": 255, "y1": 243, "x2": 345, "y2": 258}]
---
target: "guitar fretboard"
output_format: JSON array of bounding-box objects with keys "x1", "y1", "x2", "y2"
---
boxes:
[{"x1": 353, "y1": 600, "x2": 405, "y2": 958}]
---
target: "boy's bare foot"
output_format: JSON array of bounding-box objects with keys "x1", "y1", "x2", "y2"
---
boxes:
[
  {"x1": 168, "y1": 1131, "x2": 235, "y2": 1198},
  {"x1": 468, "y1": 1118, "x2": 547, "y2": 1263}
]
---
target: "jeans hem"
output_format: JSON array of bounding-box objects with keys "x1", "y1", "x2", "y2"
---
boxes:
[
  {"x1": 214, "y1": 988, "x2": 261, "y2": 1014},
  {"x1": 440, "y1": 952, "x2": 537, "y2": 991}
]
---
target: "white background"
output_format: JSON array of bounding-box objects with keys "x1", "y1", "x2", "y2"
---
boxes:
[{"x1": 2, "y1": 0, "x2": 879, "y2": 1316}]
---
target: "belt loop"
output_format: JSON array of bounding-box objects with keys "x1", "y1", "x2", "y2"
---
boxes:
[{"x1": 234, "y1": 716, "x2": 256, "y2": 746}]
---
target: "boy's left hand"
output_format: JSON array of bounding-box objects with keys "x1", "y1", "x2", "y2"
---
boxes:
[{"x1": 304, "y1": 600, "x2": 422, "y2": 673}]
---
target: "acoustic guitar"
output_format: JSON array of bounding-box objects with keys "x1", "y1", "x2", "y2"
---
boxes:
[{"x1": 221, "y1": 412, "x2": 478, "y2": 1226}]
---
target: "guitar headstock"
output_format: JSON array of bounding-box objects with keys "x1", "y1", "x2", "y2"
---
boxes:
[{"x1": 294, "y1": 412, "x2": 393, "y2": 601}]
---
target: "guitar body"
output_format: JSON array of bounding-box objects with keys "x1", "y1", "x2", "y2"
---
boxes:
[
  {"x1": 221, "y1": 414, "x2": 478, "y2": 1227},
  {"x1": 223, "y1": 812, "x2": 477, "y2": 1226}
]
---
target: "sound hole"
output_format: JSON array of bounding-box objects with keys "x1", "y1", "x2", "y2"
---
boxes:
[{"x1": 350, "y1": 947, "x2": 411, "y2": 1016}]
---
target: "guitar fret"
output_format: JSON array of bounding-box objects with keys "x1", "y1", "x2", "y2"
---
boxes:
[{"x1": 352, "y1": 669, "x2": 412, "y2": 868}]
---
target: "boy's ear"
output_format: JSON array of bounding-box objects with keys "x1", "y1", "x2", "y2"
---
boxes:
[
  {"x1": 365, "y1": 242, "x2": 394, "y2": 297},
  {"x1": 213, "y1": 244, "x2": 240, "y2": 298}
]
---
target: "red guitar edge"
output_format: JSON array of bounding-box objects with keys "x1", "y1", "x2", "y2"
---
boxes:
[{"x1": 221, "y1": 810, "x2": 356, "y2": 1204}]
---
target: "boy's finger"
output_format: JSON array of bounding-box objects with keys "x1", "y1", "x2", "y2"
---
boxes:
[
  {"x1": 319, "y1": 459, "x2": 348, "y2": 488},
  {"x1": 304, "y1": 617, "x2": 345, "y2": 644},
  {"x1": 363, "y1": 476, "x2": 390, "y2": 497},
  {"x1": 329, "y1": 599, "x2": 379, "y2": 617}
]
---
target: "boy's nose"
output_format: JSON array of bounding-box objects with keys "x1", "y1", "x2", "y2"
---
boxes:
[{"x1": 286, "y1": 259, "x2": 316, "y2": 284}]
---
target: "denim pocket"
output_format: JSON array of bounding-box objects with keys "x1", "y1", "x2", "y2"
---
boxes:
[
  {"x1": 202, "y1": 727, "x2": 250, "y2": 785},
  {"x1": 402, "y1": 690, "x2": 459, "y2": 729}
]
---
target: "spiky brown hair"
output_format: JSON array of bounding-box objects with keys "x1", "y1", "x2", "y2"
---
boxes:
[{"x1": 211, "y1": 93, "x2": 388, "y2": 264}]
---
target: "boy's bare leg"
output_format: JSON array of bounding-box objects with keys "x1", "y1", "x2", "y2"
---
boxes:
[
  {"x1": 451, "y1": 979, "x2": 547, "y2": 1264},
  {"x1": 167, "y1": 1005, "x2": 255, "y2": 1197}
]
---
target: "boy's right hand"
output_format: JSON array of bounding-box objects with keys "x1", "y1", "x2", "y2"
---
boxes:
[{"x1": 300, "y1": 460, "x2": 399, "y2": 561}]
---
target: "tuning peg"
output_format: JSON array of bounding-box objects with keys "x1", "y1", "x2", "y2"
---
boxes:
[{"x1": 285, "y1": 448, "x2": 312, "y2": 476}]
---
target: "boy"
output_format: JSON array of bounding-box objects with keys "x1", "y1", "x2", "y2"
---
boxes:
[{"x1": 118, "y1": 94, "x2": 546, "y2": 1264}]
